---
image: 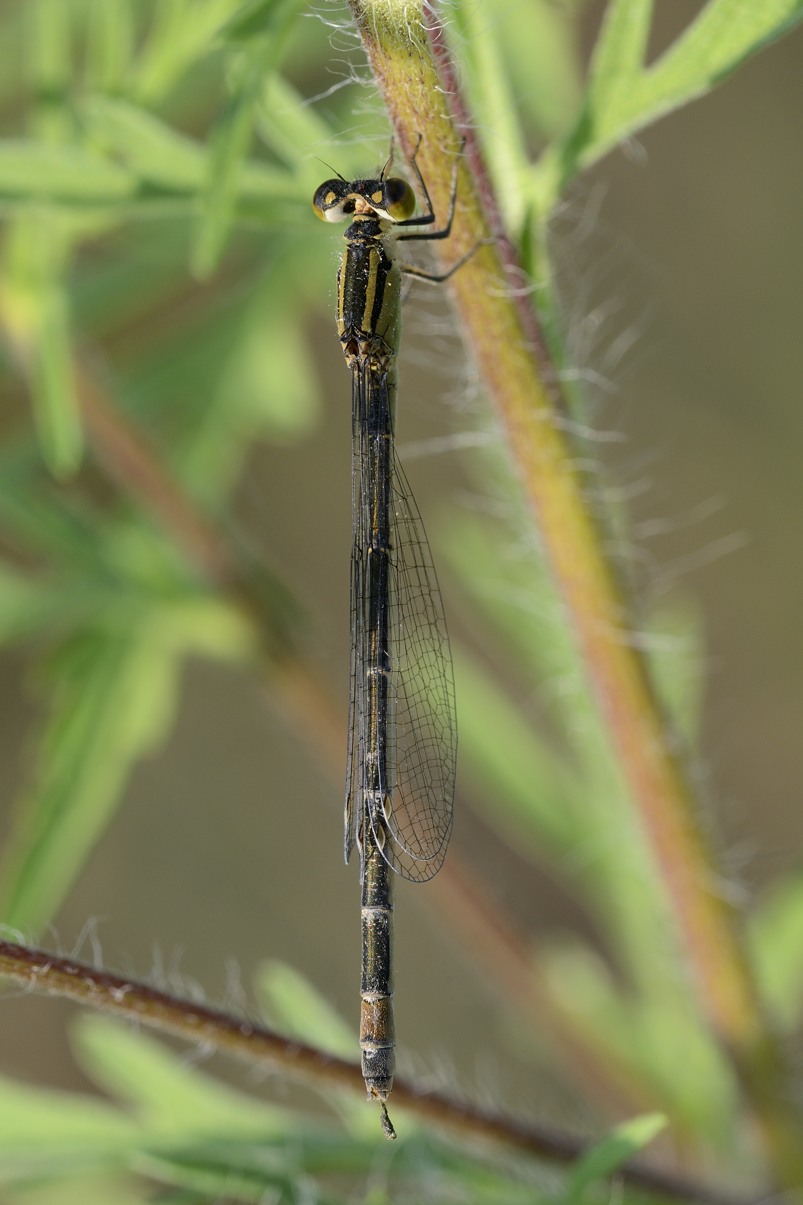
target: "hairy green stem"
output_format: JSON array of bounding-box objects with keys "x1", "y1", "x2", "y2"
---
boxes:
[{"x1": 347, "y1": 0, "x2": 803, "y2": 1189}]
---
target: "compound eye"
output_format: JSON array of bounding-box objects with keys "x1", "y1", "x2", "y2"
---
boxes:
[
  {"x1": 382, "y1": 177, "x2": 416, "y2": 221},
  {"x1": 312, "y1": 179, "x2": 351, "y2": 222}
]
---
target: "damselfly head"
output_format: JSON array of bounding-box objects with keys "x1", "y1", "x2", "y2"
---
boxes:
[{"x1": 312, "y1": 176, "x2": 416, "y2": 224}]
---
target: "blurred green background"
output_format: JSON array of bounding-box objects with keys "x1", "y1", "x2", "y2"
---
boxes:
[{"x1": 0, "y1": 0, "x2": 801, "y2": 1158}]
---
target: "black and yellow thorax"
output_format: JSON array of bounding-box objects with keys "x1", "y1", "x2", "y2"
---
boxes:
[{"x1": 336, "y1": 216, "x2": 402, "y2": 372}]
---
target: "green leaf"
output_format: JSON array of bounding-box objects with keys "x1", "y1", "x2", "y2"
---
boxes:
[
  {"x1": 455, "y1": 650, "x2": 581, "y2": 856},
  {"x1": 82, "y1": 96, "x2": 210, "y2": 191},
  {"x1": 29, "y1": 0, "x2": 71, "y2": 88},
  {"x1": 0, "y1": 141, "x2": 135, "y2": 203},
  {"x1": 74, "y1": 1017, "x2": 282, "y2": 1137},
  {"x1": 590, "y1": 0, "x2": 803, "y2": 140},
  {"x1": 442, "y1": 503, "x2": 580, "y2": 693},
  {"x1": 448, "y1": 0, "x2": 531, "y2": 231},
  {"x1": 254, "y1": 75, "x2": 336, "y2": 173},
  {"x1": 131, "y1": 1148, "x2": 299, "y2": 1204},
  {"x1": 82, "y1": 96, "x2": 296, "y2": 205},
  {"x1": 0, "y1": 624, "x2": 183, "y2": 933},
  {"x1": 0, "y1": 444, "x2": 111, "y2": 569},
  {"x1": 209, "y1": 267, "x2": 320, "y2": 437},
  {"x1": 115, "y1": 242, "x2": 323, "y2": 502},
  {"x1": 257, "y1": 962, "x2": 355, "y2": 1060},
  {"x1": 535, "y1": 0, "x2": 803, "y2": 202},
  {"x1": 1, "y1": 1177, "x2": 150, "y2": 1205},
  {"x1": 544, "y1": 943, "x2": 735, "y2": 1137},
  {"x1": 0, "y1": 1072, "x2": 135, "y2": 1173},
  {"x1": 751, "y1": 870, "x2": 803, "y2": 1029},
  {"x1": 0, "y1": 565, "x2": 96, "y2": 648},
  {"x1": 256, "y1": 963, "x2": 375, "y2": 1136},
  {"x1": 2, "y1": 216, "x2": 83, "y2": 476},
  {"x1": 132, "y1": 0, "x2": 243, "y2": 104},
  {"x1": 27, "y1": 0, "x2": 74, "y2": 144},
  {"x1": 27, "y1": 265, "x2": 82, "y2": 476},
  {"x1": 82, "y1": 0, "x2": 135, "y2": 92},
  {"x1": 443, "y1": 503, "x2": 705, "y2": 987},
  {"x1": 565, "y1": 1112, "x2": 666, "y2": 1202},
  {"x1": 219, "y1": 0, "x2": 296, "y2": 42},
  {"x1": 192, "y1": 0, "x2": 303, "y2": 276},
  {"x1": 588, "y1": 0, "x2": 653, "y2": 91},
  {"x1": 451, "y1": 0, "x2": 582, "y2": 229}
]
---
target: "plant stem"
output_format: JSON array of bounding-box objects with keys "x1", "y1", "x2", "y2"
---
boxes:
[
  {"x1": 347, "y1": 0, "x2": 803, "y2": 1189},
  {"x1": 0, "y1": 939, "x2": 755, "y2": 1205}
]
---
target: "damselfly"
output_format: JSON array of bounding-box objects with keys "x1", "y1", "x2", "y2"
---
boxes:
[{"x1": 313, "y1": 139, "x2": 472, "y2": 1137}]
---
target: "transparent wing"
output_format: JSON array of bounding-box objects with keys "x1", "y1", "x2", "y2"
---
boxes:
[
  {"x1": 344, "y1": 384, "x2": 364, "y2": 868},
  {"x1": 380, "y1": 449, "x2": 456, "y2": 881},
  {"x1": 345, "y1": 357, "x2": 455, "y2": 881}
]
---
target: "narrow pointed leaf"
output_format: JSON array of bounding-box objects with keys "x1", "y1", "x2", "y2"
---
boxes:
[
  {"x1": 566, "y1": 1112, "x2": 667, "y2": 1201},
  {"x1": 0, "y1": 626, "x2": 182, "y2": 933},
  {"x1": 538, "y1": 0, "x2": 803, "y2": 200},
  {"x1": 192, "y1": 0, "x2": 303, "y2": 276}
]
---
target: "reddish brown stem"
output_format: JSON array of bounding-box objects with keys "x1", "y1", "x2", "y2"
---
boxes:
[
  {"x1": 347, "y1": 0, "x2": 803, "y2": 1188},
  {"x1": 0, "y1": 939, "x2": 752, "y2": 1205}
]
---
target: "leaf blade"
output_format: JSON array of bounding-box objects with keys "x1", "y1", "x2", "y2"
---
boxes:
[{"x1": 0, "y1": 625, "x2": 182, "y2": 933}]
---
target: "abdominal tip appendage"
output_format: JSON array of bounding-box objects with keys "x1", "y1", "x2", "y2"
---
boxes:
[{"x1": 379, "y1": 1099, "x2": 397, "y2": 1140}]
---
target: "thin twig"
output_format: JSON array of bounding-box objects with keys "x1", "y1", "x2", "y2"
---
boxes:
[{"x1": 0, "y1": 939, "x2": 753, "y2": 1205}]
